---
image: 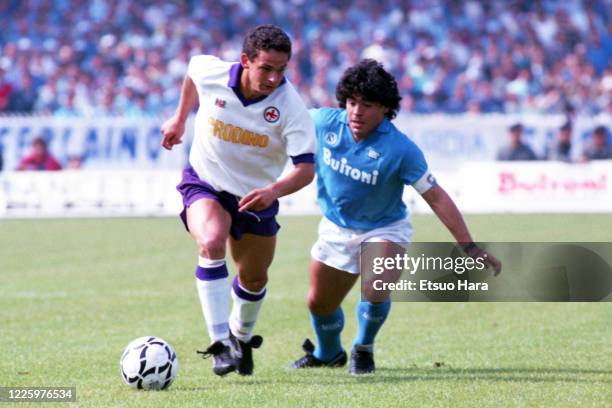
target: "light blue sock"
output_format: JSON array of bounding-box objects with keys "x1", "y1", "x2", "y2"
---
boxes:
[
  {"x1": 310, "y1": 308, "x2": 344, "y2": 361},
  {"x1": 353, "y1": 300, "x2": 391, "y2": 348}
]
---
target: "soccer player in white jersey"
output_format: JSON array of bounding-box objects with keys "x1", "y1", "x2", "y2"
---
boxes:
[
  {"x1": 161, "y1": 25, "x2": 316, "y2": 376},
  {"x1": 291, "y1": 59, "x2": 501, "y2": 375}
]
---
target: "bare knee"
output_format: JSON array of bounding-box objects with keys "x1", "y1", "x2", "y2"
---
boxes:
[
  {"x1": 195, "y1": 235, "x2": 226, "y2": 259},
  {"x1": 236, "y1": 273, "x2": 268, "y2": 293}
]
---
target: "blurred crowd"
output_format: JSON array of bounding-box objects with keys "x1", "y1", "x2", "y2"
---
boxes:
[{"x1": 0, "y1": 0, "x2": 610, "y2": 117}]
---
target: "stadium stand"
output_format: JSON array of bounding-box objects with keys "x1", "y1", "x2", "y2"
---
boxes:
[{"x1": 0, "y1": 0, "x2": 610, "y2": 117}]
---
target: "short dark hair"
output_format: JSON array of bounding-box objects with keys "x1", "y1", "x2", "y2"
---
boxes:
[
  {"x1": 32, "y1": 136, "x2": 47, "y2": 148},
  {"x1": 335, "y1": 59, "x2": 401, "y2": 120},
  {"x1": 242, "y1": 25, "x2": 292, "y2": 61},
  {"x1": 593, "y1": 125, "x2": 608, "y2": 136},
  {"x1": 509, "y1": 123, "x2": 523, "y2": 132}
]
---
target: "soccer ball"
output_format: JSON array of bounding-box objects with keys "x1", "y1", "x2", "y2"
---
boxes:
[{"x1": 120, "y1": 336, "x2": 179, "y2": 390}]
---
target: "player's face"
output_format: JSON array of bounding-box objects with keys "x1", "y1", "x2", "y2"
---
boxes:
[
  {"x1": 240, "y1": 50, "x2": 289, "y2": 99},
  {"x1": 346, "y1": 96, "x2": 389, "y2": 141}
]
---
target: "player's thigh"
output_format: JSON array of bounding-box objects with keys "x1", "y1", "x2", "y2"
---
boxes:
[
  {"x1": 308, "y1": 259, "x2": 358, "y2": 315},
  {"x1": 229, "y1": 233, "x2": 276, "y2": 290},
  {"x1": 361, "y1": 239, "x2": 405, "y2": 302},
  {"x1": 186, "y1": 198, "x2": 232, "y2": 257}
]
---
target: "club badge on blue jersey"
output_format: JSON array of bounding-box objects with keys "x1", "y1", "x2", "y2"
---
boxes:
[
  {"x1": 311, "y1": 107, "x2": 431, "y2": 230},
  {"x1": 324, "y1": 131, "x2": 340, "y2": 147},
  {"x1": 367, "y1": 148, "x2": 380, "y2": 160}
]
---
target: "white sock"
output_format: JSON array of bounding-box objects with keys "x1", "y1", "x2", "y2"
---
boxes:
[
  {"x1": 229, "y1": 276, "x2": 266, "y2": 342},
  {"x1": 195, "y1": 257, "x2": 230, "y2": 343}
]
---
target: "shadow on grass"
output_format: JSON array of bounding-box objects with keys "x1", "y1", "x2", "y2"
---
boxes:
[
  {"x1": 364, "y1": 366, "x2": 612, "y2": 384},
  {"x1": 177, "y1": 366, "x2": 612, "y2": 391}
]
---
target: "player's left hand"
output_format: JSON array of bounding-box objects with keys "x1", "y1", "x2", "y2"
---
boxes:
[
  {"x1": 238, "y1": 186, "x2": 280, "y2": 212},
  {"x1": 464, "y1": 245, "x2": 502, "y2": 276}
]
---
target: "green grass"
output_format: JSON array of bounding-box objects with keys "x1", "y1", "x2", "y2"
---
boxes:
[{"x1": 0, "y1": 215, "x2": 611, "y2": 407}]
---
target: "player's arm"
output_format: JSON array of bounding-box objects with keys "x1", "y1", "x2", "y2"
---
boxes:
[
  {"x1": 238, "y1": 100, "x2": 317, "y2": 212},
  {"x1": 161, "y1": 74, "x2": 198, "y2": 150},
  {"x1": 421, "y1": 185, "x2": 502, "y2": 275},
  {"x1": 238, "y1": 162, "x2": 314, "y2": 212},
  {"x1": 421, "y1": 185, "x2": 472, "y2": 243}
]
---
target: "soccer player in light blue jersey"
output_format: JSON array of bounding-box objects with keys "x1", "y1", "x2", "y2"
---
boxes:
[{"x1": 291, "y1": 59, "x2": 501, "y2": 375}]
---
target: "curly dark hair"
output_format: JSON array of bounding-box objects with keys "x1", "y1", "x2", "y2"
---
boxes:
[
  {"x1": 242, "y1": 25, "x2": 292, "y2": 61},
  {"x1": 336, "y1": 59, "x2": 401, "y2": 119}
]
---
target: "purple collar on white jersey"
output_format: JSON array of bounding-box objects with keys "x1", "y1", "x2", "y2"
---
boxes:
[{"x1": 228, "y1": 63, "x2": 287, "y2": 107}]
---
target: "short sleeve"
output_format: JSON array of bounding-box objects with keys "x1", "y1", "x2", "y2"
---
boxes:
[
  {"x1": 309, "y1": 108, "x2": 324, "y2": 130},
  {"x1": 399, "y1": 140, "x2": 435, "y2": 193},
  {"x1": 282, "y1": 95, "x2": 316, "y2": 157},
  {"x1": 308, "y1": 107, "x2": 337, "y2": 145},
  {"x1": 187, "y1": 55, "x2": 219, "y2": 84}
]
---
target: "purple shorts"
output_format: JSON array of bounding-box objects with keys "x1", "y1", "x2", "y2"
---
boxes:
[{"x1": 176, "y1": 166, "x2": 280, "y2": 240}]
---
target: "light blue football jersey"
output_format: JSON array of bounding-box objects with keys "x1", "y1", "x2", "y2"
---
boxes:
[{"x1": 311, "y1": 107, "x2": 432, "y2": 230}]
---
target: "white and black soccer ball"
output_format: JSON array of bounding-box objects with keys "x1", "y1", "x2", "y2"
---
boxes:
[{"x1": 120, "y1": 336, "x2": 179, "y2": 390}]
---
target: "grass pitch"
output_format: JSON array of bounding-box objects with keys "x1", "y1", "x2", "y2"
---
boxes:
[{"x1": 1, "y1": 214, "x2": 611, "y2": 407}]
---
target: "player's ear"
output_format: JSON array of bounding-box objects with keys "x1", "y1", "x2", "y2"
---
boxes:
[{"x1": 240, "y1": 53, "x2": 250, "y2": 69}]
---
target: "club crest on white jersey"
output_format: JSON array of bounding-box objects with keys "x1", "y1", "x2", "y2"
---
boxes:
[
  {"x1": 186, "y1": 55, "x2": 315, "y2": 197},
  {"x1": 263, "y1": 106, "x2": 280, "y2": 123}
]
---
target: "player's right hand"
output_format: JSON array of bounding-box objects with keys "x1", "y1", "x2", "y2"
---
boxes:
[
  {"x1": 464, "y1": 245, "x2": 502, "y2": 276},
  {"x1": 161, "y1": 116, "x2": 185, "y2": 150}
]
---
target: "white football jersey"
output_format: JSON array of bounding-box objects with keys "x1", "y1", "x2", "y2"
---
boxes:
[{"x1": 187, "y1": 55, "x2": 316, "y2": 197}]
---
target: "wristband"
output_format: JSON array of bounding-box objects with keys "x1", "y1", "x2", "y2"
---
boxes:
[{"x1": 461, "y1": 242, "x2": 478, "y2": 253}]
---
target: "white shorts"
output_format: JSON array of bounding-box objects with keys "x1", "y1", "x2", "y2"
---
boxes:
[{"x1": 311, "y1": 217, "x2": 413, "y2": 274}]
